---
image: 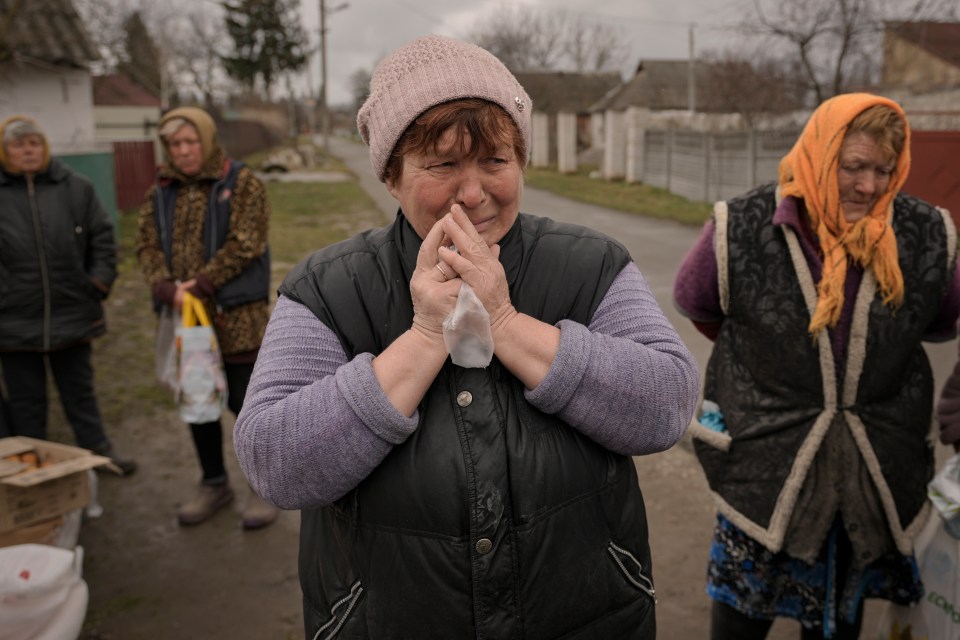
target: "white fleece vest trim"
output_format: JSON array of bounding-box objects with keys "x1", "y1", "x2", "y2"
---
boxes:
[
  {"x1": 690, "y1": 420, "x2": 732, "y2": 452},
  {"x1": 840, "y1": 270, "x2": 924, "y2": 554},
  {"x1": 714, "y1": 200, "x2": 730, "y2": 315}
]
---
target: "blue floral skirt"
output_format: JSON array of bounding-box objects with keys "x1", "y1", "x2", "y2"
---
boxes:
[{"x1": 706, "y1": 514, "x2": 922, "y2": 636}]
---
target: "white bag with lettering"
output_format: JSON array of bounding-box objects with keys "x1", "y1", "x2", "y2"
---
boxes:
[
  {"x1": 876, "y1": 453, "x2": 960, "y2": 640},
  {"x1": 176, "y1": 293, "x2": 228, "y2": 423}
]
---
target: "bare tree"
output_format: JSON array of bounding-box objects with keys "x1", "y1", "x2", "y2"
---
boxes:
[
  {"x1": 116, "y1": 11, "x2": 162, "y2": 96},
  {"x1": 76, "y1": 0, "x2": 231, "y2": 107},
  {"x1": 741, "y1": 0, "x2": 960, "y2": 103},
  {"x1": 468, "y1": 5, "x2": 563, "y2": 71},
  {"x1": 348, "y1": 68, "x2": 371, "y2": 113},
  {"x1": 466, "y1": 5, "x2": 626, "y2": 73},
  {"x1": 166, "y1": 9, "x2": 230, "y2": 106},
  {"x1": 73, "y1": 0, "x2": 135, "y2": 70},
  {"x1": 564, "y1": 19, "x2": 629, "y2": 72},
  {"x1": 699, "y1": 47, "x2": 807, "y2": 126}
]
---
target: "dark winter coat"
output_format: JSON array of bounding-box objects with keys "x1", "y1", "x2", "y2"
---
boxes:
[
  {"x1": 281, "y1": 212, "x2": 658, "y2": 640},
  {"x1": 0, "y1": 159, "x2": 116, "y2": 352}
]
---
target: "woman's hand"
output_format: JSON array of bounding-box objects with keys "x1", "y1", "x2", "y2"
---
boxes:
[
  {"x1": 173, "y1": 278, "x2": 197, "y2": 311},
  {"x1": 410, "y1": 215, "x2": 461, "y2": 340},
  {"x1": 371, "y1": 216, "x2": 458, "y2": 417},
  {"x1": 438, "y1": 205, "x2": 517, "y2": 330}
]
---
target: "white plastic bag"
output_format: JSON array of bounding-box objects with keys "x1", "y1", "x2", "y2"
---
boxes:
[
  {"x1": 929, "y1": 453, "x2": 960, "y2": 539},
  {"x1": 876, "y1": 452, "x2": 960, "y2": 640},
  {"x1": 175, "y1": 293, "x2": 228, "y2": 423},
  {"x1": 154, "y1": 306, "x2": 179, "y2": 392},
  {"x1": 0, "y1": 544, "x2": 88, "y2": 640},
  {"x1": 442, "y1": 282, "x2": 494, "y2": 368}
]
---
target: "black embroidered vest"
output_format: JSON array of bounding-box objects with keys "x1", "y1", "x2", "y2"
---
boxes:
[{"x1": 694, "y1": 184, "x2": 955, "y2": 553}]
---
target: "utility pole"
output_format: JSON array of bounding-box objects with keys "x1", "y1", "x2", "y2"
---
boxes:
[
  {"x1": 320, "y1": 0, "x2": 329, "y2": 153},
  {"x1": 318, "y1": 1, "x2": 348, "y2": 155},
  {"x1": 687, "y1": 23, "x2": 696, "y2": 113}
]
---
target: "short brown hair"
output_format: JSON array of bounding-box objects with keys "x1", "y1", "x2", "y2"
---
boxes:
[
  {"x1": 384, "y1": 98, "x2": 527, "y2": 184},
  {"x1": 847, "y1": 104, "x2": 906, "y2": 165}
]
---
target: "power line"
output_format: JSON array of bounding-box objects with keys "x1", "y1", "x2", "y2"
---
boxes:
[
  {"x1": 492, "y1": 0, "x2": 739, "y2": 31},
  {"x1": 389, "y1": 0, "x2": 738, "y2": 33},
  {"x1": 391, "y1": 0, "x2": 446, "y2": 26}
]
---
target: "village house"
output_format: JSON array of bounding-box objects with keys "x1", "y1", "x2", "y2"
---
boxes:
[{"x1": 0, "y1": 0, "x2": 117, "y2": 217}]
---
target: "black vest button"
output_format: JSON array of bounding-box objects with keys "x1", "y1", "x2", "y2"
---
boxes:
[
  {"x1": 475, "y1": 538, "x2": 493, "y2": 554},
  {"x1": 457, "y1": 391, "x2": 473, "y2": 407}
]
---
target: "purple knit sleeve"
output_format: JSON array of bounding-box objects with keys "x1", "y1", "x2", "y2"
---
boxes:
[
  {"x1": 524, "y1": 262, "x2": 700, "y2": 455},
  {"x1": 673, "y1": 219, "x2": 722, "y2": 324},
  {"x1": 938, "y1": 353, "x2": 960, "y2": 447},
  {"x1": 234, "y1": 296, "x2": 418, "y2": 509}
]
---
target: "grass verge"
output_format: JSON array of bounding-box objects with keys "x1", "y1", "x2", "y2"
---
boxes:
[{"x1": 525, "y1": 164, "x2": 712, "y2": 226}]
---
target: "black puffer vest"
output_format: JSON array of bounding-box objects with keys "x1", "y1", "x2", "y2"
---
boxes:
[
  {"x1": 693, "y1": 184, "x2": 955, "y2": 554},
  {"x1": 280, "y1": 212, "x2": 657, "y2": 640}
]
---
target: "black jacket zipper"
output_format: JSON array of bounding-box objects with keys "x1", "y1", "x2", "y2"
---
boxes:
[{"x1": 26, "y1": 175, "x2": 52, "y2": 351}]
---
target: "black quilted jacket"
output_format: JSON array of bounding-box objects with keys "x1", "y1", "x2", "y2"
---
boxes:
[{"x1": 0, "y1": 159, "x2": 116, "y2": 352}]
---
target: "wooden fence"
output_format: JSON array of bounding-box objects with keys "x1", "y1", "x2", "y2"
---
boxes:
[
  {"x1": 903, "y1": 131, "x2": 960, "y2": 225},
  {"x1": 112, "y1": 140, "x2": 157, "y2": 211}
]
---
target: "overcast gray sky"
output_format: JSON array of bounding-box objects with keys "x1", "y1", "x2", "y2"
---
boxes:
[{"x1": 298, "y1": 0, "x2": 744, "y2": 106}]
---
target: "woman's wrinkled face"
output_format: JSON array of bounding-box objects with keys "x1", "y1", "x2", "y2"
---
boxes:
[
  {"x1": 5, "y1": 134, "x2": 45, "y2": 174},
  {"x1": 166, "y1": 123, "x2": 204, "y2": 176},
  {"x1": 837, "y1": 131, "x2": 895, "y2": 223},
  {"x1": 386, "y1": 127, "x2": 523, "y2": 245}
]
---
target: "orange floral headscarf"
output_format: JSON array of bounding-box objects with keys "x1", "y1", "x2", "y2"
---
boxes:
[{"x1": 778, "y1": 93, "x2": 911, "y2": 335}]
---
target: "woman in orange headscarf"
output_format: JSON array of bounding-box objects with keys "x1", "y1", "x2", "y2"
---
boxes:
[{"x1": 674, "y1": 94, "x2": 960, "y2": 639}]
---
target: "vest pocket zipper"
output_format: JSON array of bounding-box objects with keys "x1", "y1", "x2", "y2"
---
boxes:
[
  {"x1": 607, "y1": 541, "x2": 657, "y2": 603},
  {"x1": 312, "y1": 580, "x2": 364, "y2": 640}
]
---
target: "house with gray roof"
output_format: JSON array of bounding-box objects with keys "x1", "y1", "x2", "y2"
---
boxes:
[
  {"x1": 883, "y1": 21, "x2": 960, "y2": 95},
  {"x1": 512, "y1": 70, "x2": 622, "y2": 171},
  {"x1": 592, "y1": 59, "x2": 750, "y2": 180},
  {"x1": 0, "y1": 0, "x2": 120, "y2": 218},
  {"x1": 881, "y1": 21, "x2": 960, "y2": 130},
  {"x1": 0, "y1": 0, "x2": 100, "y2": 150}
]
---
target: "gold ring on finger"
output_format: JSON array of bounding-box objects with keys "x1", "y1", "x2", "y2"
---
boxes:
[{"x1": 435, "y1": 263, "x2": 450, "y2": 280}]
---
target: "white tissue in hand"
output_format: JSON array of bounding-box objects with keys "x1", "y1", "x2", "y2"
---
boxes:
[{"x1": 442, "y1": 282, "x2": 493, "y2": 368}]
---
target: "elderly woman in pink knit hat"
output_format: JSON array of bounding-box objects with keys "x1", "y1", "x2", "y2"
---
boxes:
[{"x1": 234, "y1": 35, "x2": 699, "y2": 639}]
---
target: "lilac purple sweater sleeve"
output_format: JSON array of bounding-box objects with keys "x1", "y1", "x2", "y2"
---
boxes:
[{"x1": 234, "y1": 261, "x2": 699, "y2": 509}]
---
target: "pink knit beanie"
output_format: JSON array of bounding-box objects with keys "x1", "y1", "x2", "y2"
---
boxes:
[{"x1": 357, "y1": 34, "x2": 532, "y2": 182}]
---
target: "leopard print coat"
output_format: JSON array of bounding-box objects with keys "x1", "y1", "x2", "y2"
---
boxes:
[{"x1": 135, "y1": 146, "x2": 270, "y2": 359}]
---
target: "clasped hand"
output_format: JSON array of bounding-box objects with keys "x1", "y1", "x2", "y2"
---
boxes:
[{"x1": 410, "y1": 205, "x2": 514, "y2": 339}]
